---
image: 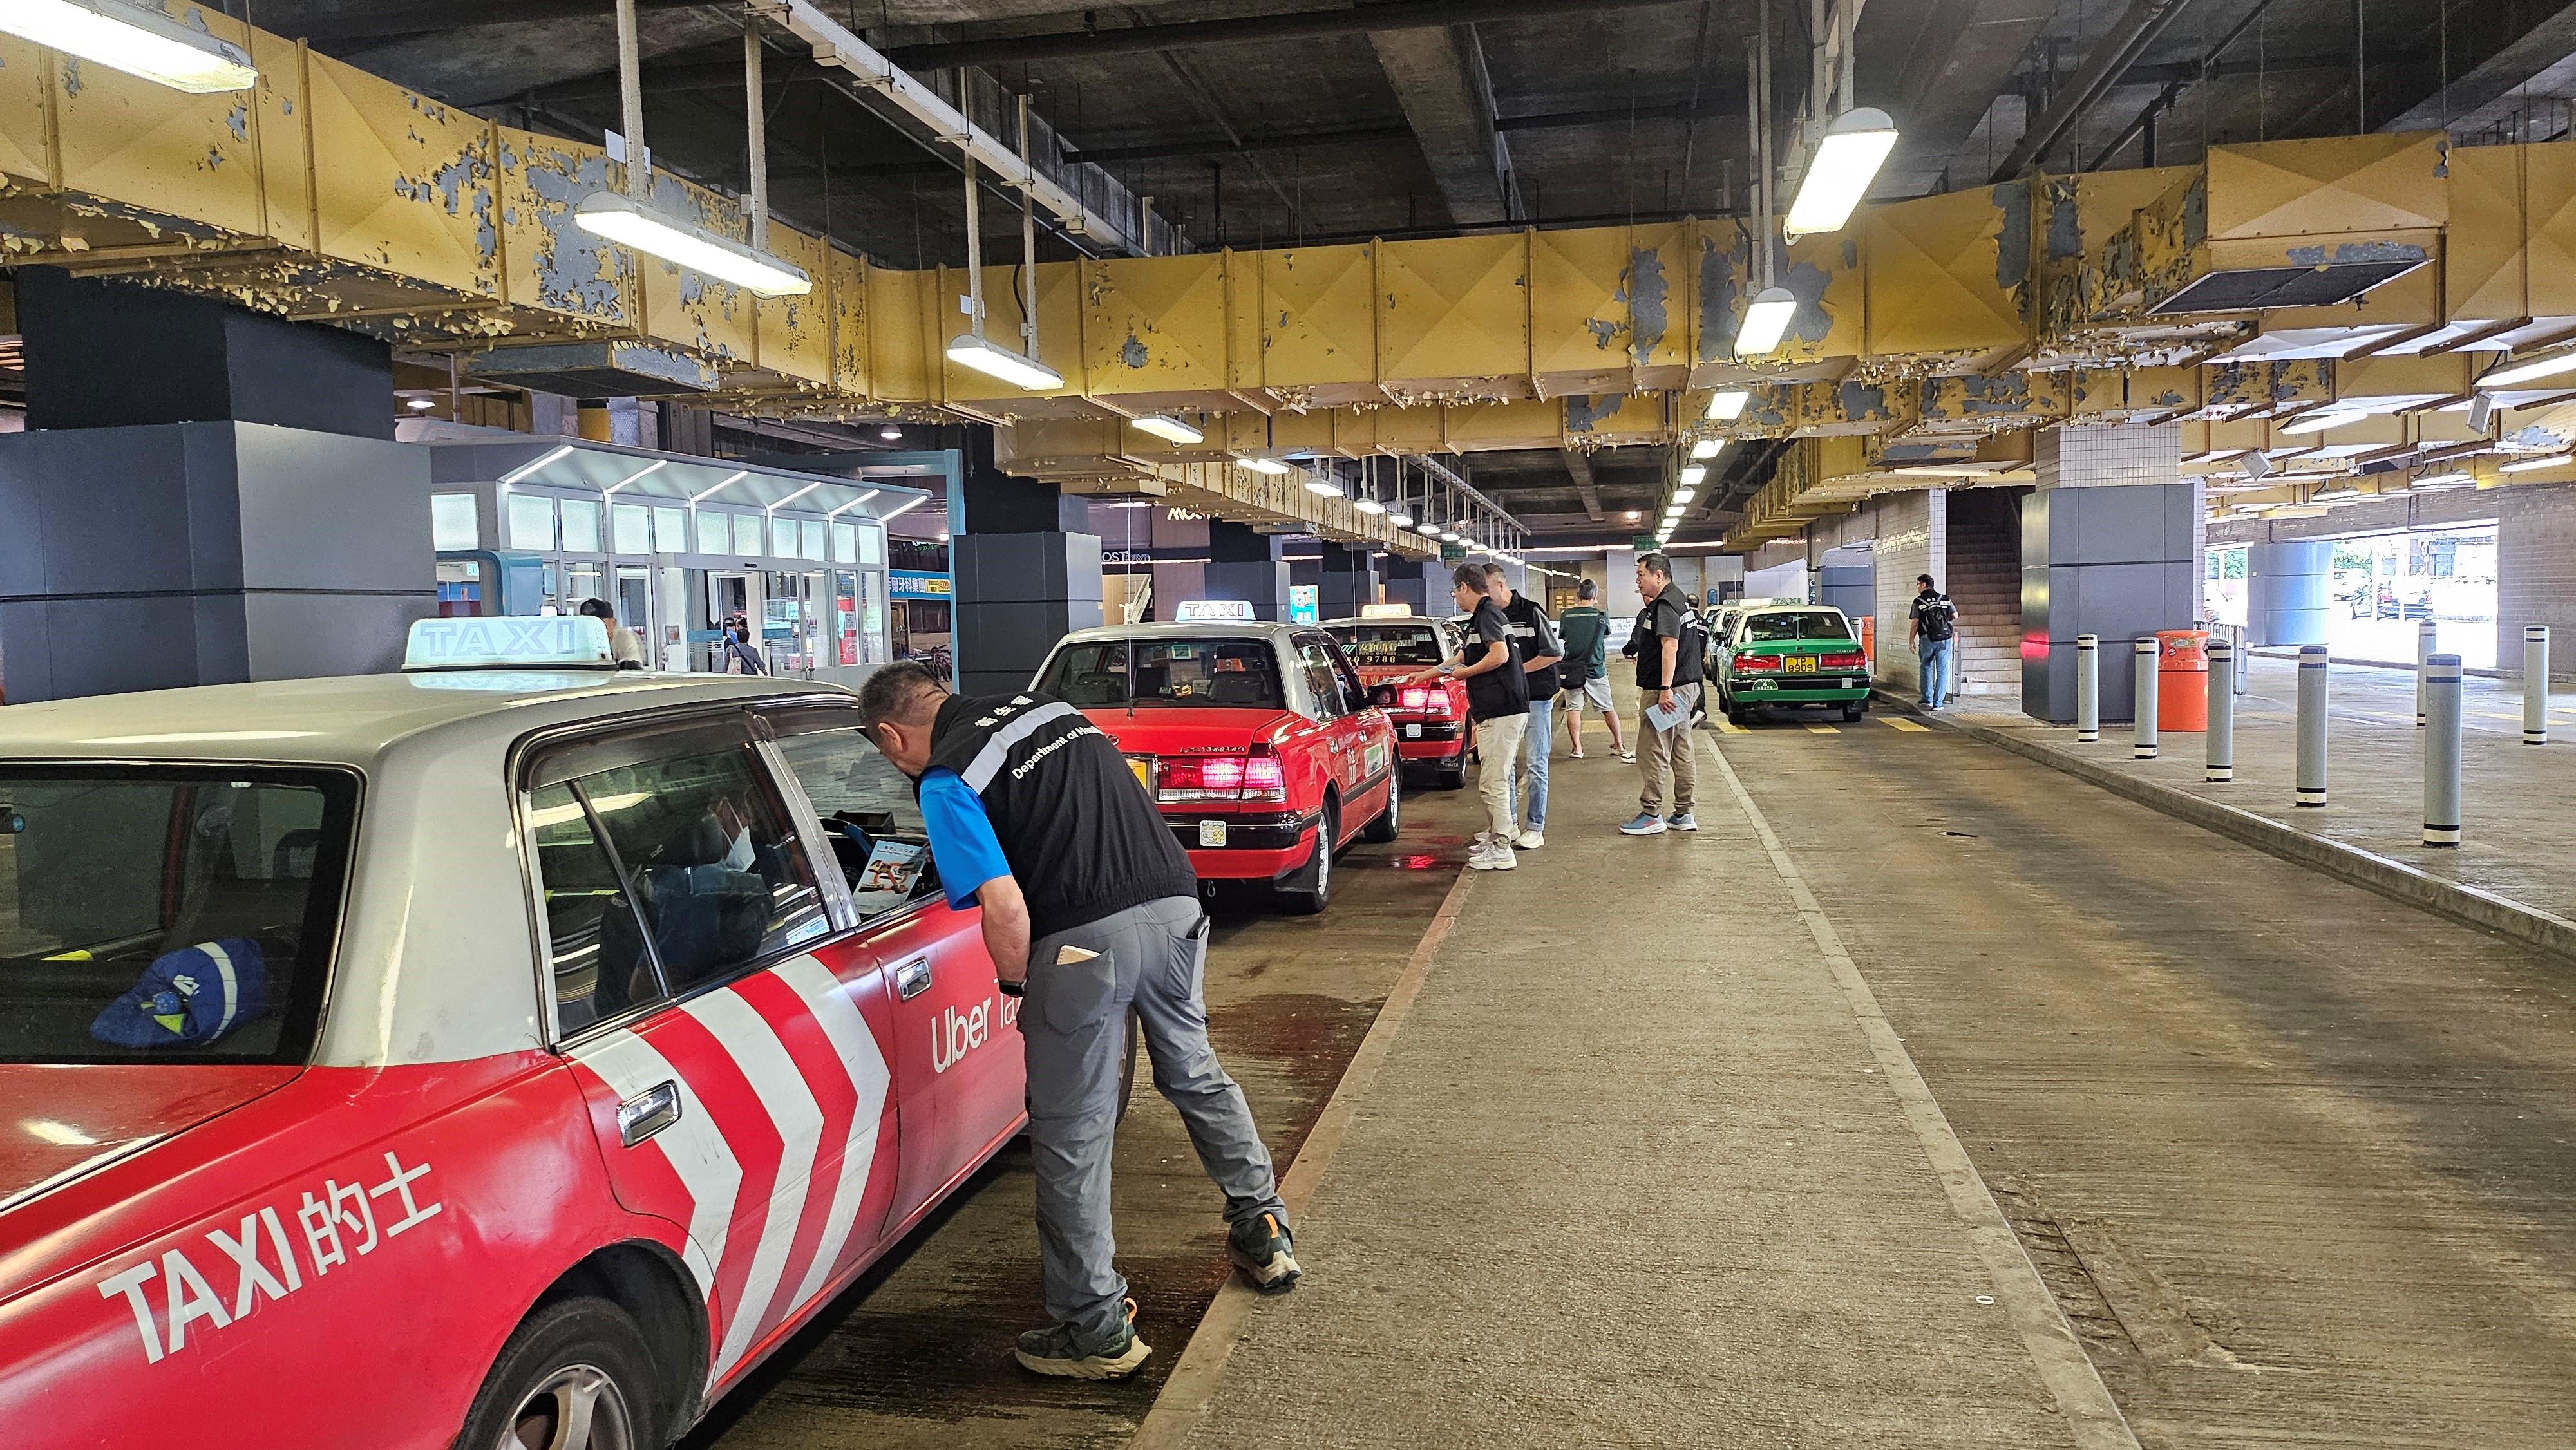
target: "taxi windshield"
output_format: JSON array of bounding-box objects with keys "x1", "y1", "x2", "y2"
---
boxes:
[
  {"x1": 1743, "y1": 611, "x2": 1852, "y2": 643},
  {"x1": 1041, "y1": 638, "x2": 1287, "y2": 710},
  {"x1": 0, "y1": 767, "x2": 354, "y2": 1065},
  {"x1": 1327, "y1": 625, "x2": 1444, "y2": 667}
]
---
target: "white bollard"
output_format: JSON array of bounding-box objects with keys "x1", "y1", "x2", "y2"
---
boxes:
[
  {"x1": 2076, "y1": 635, "x2": 2099, "y2": 742},
  {"x1": 2416, "y1": 617, "x2": 2438, "y2": 726},
  {"x1": 2295, "y1": 645, "x2": 2330, "y2": 807},
  {"x1": 2206, "y1": 638, "x2": 2235, "y2": 782},
  {"x1": 2525, "y1": 625, "x2": 2550, "y2": 746},
  {"x1": 2132, "y1": 637, "x2": 2158, "y2": 760},
  {"x1": 2425, "y1": 655, "x2": 2463, "y2": 847}
]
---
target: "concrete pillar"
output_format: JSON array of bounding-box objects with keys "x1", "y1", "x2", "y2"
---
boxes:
[
  {"x1": 2018, "y1": 424, "x2": 2200, "y2": 723},
  {"x1": 2246, "y1": 538, "x2": 2332, "y2": 646},
  {"x1": 1204, "y1": 522, "x2": 1291, "y2": 620},
  {"x1": 0, "y1": 269, "x2": 432, "y2": 703},
  {"x1": 949, "y1": 433, "x2": 1103, "y2": 696},
  {"x1": 1320, "y1": 542, "x2": 1376, "y2": 619}
]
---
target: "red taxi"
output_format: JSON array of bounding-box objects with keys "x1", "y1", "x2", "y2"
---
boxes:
[
  {"x1": 1032, "y1": 603, "x2": 1399, "y2": 914},
  {"x1": 1325, "y1": 608, "x2": 1470, "y2": 790},
  {"x1": 0, "y1": 617, "x2": 1032, "y2": 1449}
]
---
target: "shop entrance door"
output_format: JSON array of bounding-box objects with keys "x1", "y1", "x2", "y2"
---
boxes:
[{"x1": 705, "y1": 570, "x2": 767, "y2": 673}]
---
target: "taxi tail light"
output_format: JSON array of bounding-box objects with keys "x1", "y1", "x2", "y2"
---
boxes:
[
  {"x1": 1737, "y1": 654, "x2": 1783, "y2": 672},
  {"x1": 1425, "y1": 688, "x2": 1454, "y2": 715},
  {"x1": 1157, "y1": 746, "x2": 1288, "y2": 804},
  {"x1": 1819, "y1": 652, "x2": 1866, "y2": 670},
  {"x1": 1399, "y1": 686, "x2": 1432, "y2": 709}
]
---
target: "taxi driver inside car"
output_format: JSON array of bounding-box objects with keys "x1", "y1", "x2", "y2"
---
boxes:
[{"x1": 0, "y1": 612, "x2": 1051, "y2": 1449}]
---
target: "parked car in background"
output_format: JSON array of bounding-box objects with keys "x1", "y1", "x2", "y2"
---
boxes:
[
  {"x1": 1711, "y1": 605, "x2": 1873, "y2": 725},
  {"x1": 1325, "y1": 610, "x2": 1469, "y2": 790}
]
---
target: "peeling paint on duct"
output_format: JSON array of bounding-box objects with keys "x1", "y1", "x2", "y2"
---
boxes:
[
  {"x1": 1950, "y1": 374, "x2": 2031, "y2": 415},
  {"x1": 1587, "y1": 316, "x2": 1625, "y2": 350},
  {"x1": 2047, "y1": 184, "x2": 2082, "y2": 261},
  {"x1": 1697, "y1": 235, "x2": 1741, "y2": 364},
  {"x1": 1121, "y1": 334, "x2": 1150, "y2": 368},
  {"x1": 1782, "y1": 261, "x2": 1831, "y2": 346},
  {"x1": 1626, "y1": 248, "x2": 1667, "y2": 367},
  {"x1": 520, "y1": 146, "x2": 626, "y2": 317},
  {"x1": 1564, "y1": 393, "x2": 1625, "y2": 433},
  {"x1": 1840, "y1": 240, "x2": 1859, "y2": 270},
  {"x1": 2183, "y1": 178, "x2": 2208, "y2": 249},
  {"x1": 61, "y1": 59, "x2": 82, "y2": 97},
  {"x1": 225, "y1": 104, "x2": 247, "y2": 143},
  {"x1": 1836, "y1": 381, "x2": 1888, "y2": 419},
  {"x1": 2283, "y1": 240, "x2": 2425, "y2": 266}
]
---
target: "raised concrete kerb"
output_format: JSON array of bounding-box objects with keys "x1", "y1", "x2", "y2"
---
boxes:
[{"x1": 1893, "y1": 699, "x2": 2576, "y2": 969}]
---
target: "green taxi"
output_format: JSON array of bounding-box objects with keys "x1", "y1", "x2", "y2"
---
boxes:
[{"x1": 1713, "y1": 604, "x2": 1873, "y2": 725}]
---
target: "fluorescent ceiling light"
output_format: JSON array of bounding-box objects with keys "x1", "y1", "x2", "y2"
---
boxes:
[
  {"x1": 1304, "y1": 474, "x2": 1345, "y2": 497},
  {"x1": 1132, "y1": 414, "x2": 1204, "y2": 444},
  {"x1": 2309, "y1": 486, "x2": 2361, "y2": 501},
  {"x1": 576, "y1": 192, "x2": 812, "y2": 298},
  {"x1": 1679, "y1": 464, "x2": 1708, "y2": 487},
  {"x1": 1, "y1": 0, "x2": 258, "y2": 93},
  {"x1": 1352, "y1": 496, "x2": 1387, "y2": 514},
  {"x1": 605, "y1": 460, "x2": 667, "y2": 494},
  {"x1": 689, "y1": 469, "x2": 751, "y2": 504},
  {"x1": 878, "y1": 494, "x2": 929, "y2": 523},
  {"x1": 1239, "y1": 457, "x2": 1293, "y2": 475},
  {"x1": 1438, "y1": 529, "x2": 1461, "y2": 541},
  {"x1": 2500, "y1": 454, "x2": 2571, "y2": 473},
  {"x1": 1691, "y1": 438, "x2": 1723, "y2": 460},
  {"x1": 1672, "y1": 487, "x2": 1696, "y2": 504},
  {"x1": 1707, "y1": 389, "x2": 1752, "y2": 421},
  {"x1": 2278, "y1": 408, "x2": 2367, "y2": 435},
  {"x1": 943, "y1": 333, "x2": 1064, "y2": 390},
  {"x1": 1782, "y1": 108, "x2": 1899, "y2": 239},
  {"x1": 825, "y1": 488, "x2": 883, "y2": 518},
  {"x1": 1624, "y1": 510, "x2": 1642, "y2": 522},
  {"x1": 499, "y1": 445, "x2": 575, "y2": 485},
  {"x1": 2414, "y1": 470, "x2": 2476, "y2": 488},
  {"x1": 2483, "y1": 351, "x2": 2576, "y2": 388},
  {"x1": 406, "y1": 397, "x2": 438, "y2": 411},
  {"x1": 1388, "y1": 511, "x2": 1415, "y2": 526},
  {"x1": 1734, "y1": 287, "x2": 1798, "y2": 357},
  {"x1": 771, "y1": 480, "x2": 826, "y2": 509}
]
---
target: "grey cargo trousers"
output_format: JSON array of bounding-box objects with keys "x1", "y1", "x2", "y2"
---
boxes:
[{"x1": 1023, "y1": 894, "x2": 1289, "y2": 1346}]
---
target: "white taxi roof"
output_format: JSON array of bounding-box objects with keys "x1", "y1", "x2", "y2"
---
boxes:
[
  {"x1": 0, "y1": 671, "x2": 855, "y2": 1072},
  {"x1": 1055, "y1": 619, "x2": 1312, "y2": 648}
]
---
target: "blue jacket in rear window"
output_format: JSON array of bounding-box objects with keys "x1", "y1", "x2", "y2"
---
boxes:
[{"x1": 90, "y1": 939, "x2": 266, "y2": 1049}]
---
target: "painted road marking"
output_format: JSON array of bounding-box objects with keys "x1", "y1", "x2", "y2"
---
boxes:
[
  {"x1": 1882, "y1": 718, "x2": 1929, "y2": 732},
  {"x1": 1710, "y1": 717, "x2": 1748, "y2": 735},
  {"x1": 1805, "y1": 724, "x2": 1839, "y2": 734}
]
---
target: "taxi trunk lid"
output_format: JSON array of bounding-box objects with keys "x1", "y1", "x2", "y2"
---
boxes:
[
  {"x1": 1081, "y1": 706, "x2": 1296, "y2": 758},
  {"x1": 0, "y1": 1064, "x2": 300, "y2": 1212}
]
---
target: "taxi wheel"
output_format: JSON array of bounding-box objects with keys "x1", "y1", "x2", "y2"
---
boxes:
[
  {"x1": 1275, "y1": 805, "x2": 1336, "y2": 915},
  {"x1": 460, "y1": 1297, "x2": 658, "y2": 1450},
  {"x1": 1841, "y1": 702, "x2": 1864, "y2": 722},
  {"x1": 1360, "y1": 775, "x2": 1401, "y2": 843},
  {"x1": 1437, "y1": 754, "x2": 1468, "y2": 790},
  {"x1": 1725, "y1": 695, "x2": 1750, "y2": 727}
]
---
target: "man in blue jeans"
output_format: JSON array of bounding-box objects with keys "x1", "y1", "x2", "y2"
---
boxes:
[
  {"x1": 1487, "y1": 563, "x2": 1563, "y2": 851},
  {"x1": 1908, "y1": 573, "x2": 1956, "y2": 710}
]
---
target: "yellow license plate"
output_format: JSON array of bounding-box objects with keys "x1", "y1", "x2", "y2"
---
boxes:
[
  {"x1": 1130, "y1": 759, "x2": 1153, "y2": 790},
  {"x1": 1785, "y1": 655, "x2": 1818, "y2": 674}
]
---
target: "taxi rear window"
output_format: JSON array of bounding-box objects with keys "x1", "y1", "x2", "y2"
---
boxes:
[
  {"x1": 1039, "y1": 639, "x2": 1287, "y2": 710},
  {"x1": 0, "y1": 766, "x2": 355, "y2": 1065},
  {"x1": 1326, "y1": 625, "x2": 1444, "y2": 666},
  {"x1": 1742, "y1": 611, "x2": 1853, "y2": 643}
]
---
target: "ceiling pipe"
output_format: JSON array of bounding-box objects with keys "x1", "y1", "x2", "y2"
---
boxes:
[
  {"x1": 1414, "y1": 453, "x2": 1528, "y2": 533},
  {"x1": 1991, "y1": 0, "x2": 2200, "y2": 183},
  {"x1": 2083, "y1": 0, "x2": 2279, "y2": 173},
  {"x1": 884, "y1": 0, "x2": 1689, "y2": 72}
]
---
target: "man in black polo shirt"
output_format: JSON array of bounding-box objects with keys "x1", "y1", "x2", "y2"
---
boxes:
[
  {"x1": 1620, "y1": 552, "x2": 1701, "y2": 836},
  {"x1": 859, "y1": 663, "x2": 1297, "y2": 1381},
  {"x1": 1485, "y1": 563, "x2": 1562, "y2": 850},
  {"x1": 1403, "y1": 561, "x2": 1527, "y2": 869}
]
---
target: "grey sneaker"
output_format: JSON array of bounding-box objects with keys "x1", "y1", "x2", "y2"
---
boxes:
[
  {"x1": 1620, "y1": 812, "x2": 1667, "y2": 836},
  {"x1": 1667, "y1": 811, "x2": 1698, "y2": 832},
  {"x1": 1014, "y1": 1299, "x2": 1151, "y2": 1379},
  {"x1": 1228, "y1": 1212, "x2": 1303, "y2": 1294}
]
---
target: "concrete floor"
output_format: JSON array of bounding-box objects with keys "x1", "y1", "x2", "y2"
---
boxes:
[
  {"x1": 681, "y1": 773, "x2": 1487, "y2": 1449},
  {"x1": 1724, "y1": 715, "x2": 2576, "y2": 1447},
  {"x1": 1958, "y1": 655, "x2": 2576, "y2": 925}
]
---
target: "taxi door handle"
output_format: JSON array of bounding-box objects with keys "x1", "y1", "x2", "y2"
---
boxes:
[
  {"x1": 893, "y1": 956, "x2": 934, "y2": 1001},
  {"x1": 618, "y1": 1081, "x2": 681, "y2": 1147}
]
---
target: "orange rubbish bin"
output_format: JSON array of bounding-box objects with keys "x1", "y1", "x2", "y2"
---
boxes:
[{"x1": 2156, "y1": 630, "x2": 2211, "y2": 731}]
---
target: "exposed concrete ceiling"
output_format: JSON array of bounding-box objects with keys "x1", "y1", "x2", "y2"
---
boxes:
[{"x1": 239, "y1": 0, "x2": 2576, "y2": 540}]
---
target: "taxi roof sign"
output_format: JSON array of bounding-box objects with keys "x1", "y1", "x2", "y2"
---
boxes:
[
  {"x1": 1174, "y1": 599, "x2": 1258, "y2": 623},
  {"x1": 1358, "y1": 603, "x2": 1418, "y2": 619},
  {"x1": 404, "y1": 615, "x2": 615, "y2": 672}
]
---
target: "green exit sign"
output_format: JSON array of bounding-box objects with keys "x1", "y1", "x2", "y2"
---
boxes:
[
  {"x1": 1633, "y1": 534, "x2": 1657, "y2": 551},
  {"x1": 1440, "y1": 541, "x2": 1467, "y2": 561}
]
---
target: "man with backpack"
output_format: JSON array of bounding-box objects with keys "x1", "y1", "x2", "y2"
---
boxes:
[
  {"x1": 1619, "y1": 552, "x2": 1701, "y2": 837},
  {"x1": 1908, "y1": 573, "x2": 1957, "y2": 710}
]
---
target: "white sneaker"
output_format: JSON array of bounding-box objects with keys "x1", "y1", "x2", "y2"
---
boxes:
[
  {"x1": 1515, "y1": 830, "x2": 1544, "y2": 850},
  {"x1": 1470, "y1": 843, "x2": 1517, "y2": 871}
]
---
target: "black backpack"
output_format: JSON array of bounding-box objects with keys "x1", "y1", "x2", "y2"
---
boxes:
[{"x1": 1920, "y1": 594, "x2": 1956, "y2": 642}]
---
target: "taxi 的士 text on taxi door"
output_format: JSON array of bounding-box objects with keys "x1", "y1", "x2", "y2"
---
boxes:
[
  {"x1": 1032, "y1": 615, "x2": 1401, "y2": 915},
  {"x1": 1714, "y1": 605, "x2": 1875, "y2": 726},
  {"x1": 1324, "y1": 613, "x2": 1470, "y2": 791},
  {"x1": 0, "y1": 617, "x2": 1030, "y2": 1450}
]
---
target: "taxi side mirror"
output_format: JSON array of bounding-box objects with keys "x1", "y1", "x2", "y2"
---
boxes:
[{"x1": 1368, "y1": 684, "x2": 1399, "y2": 708}]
